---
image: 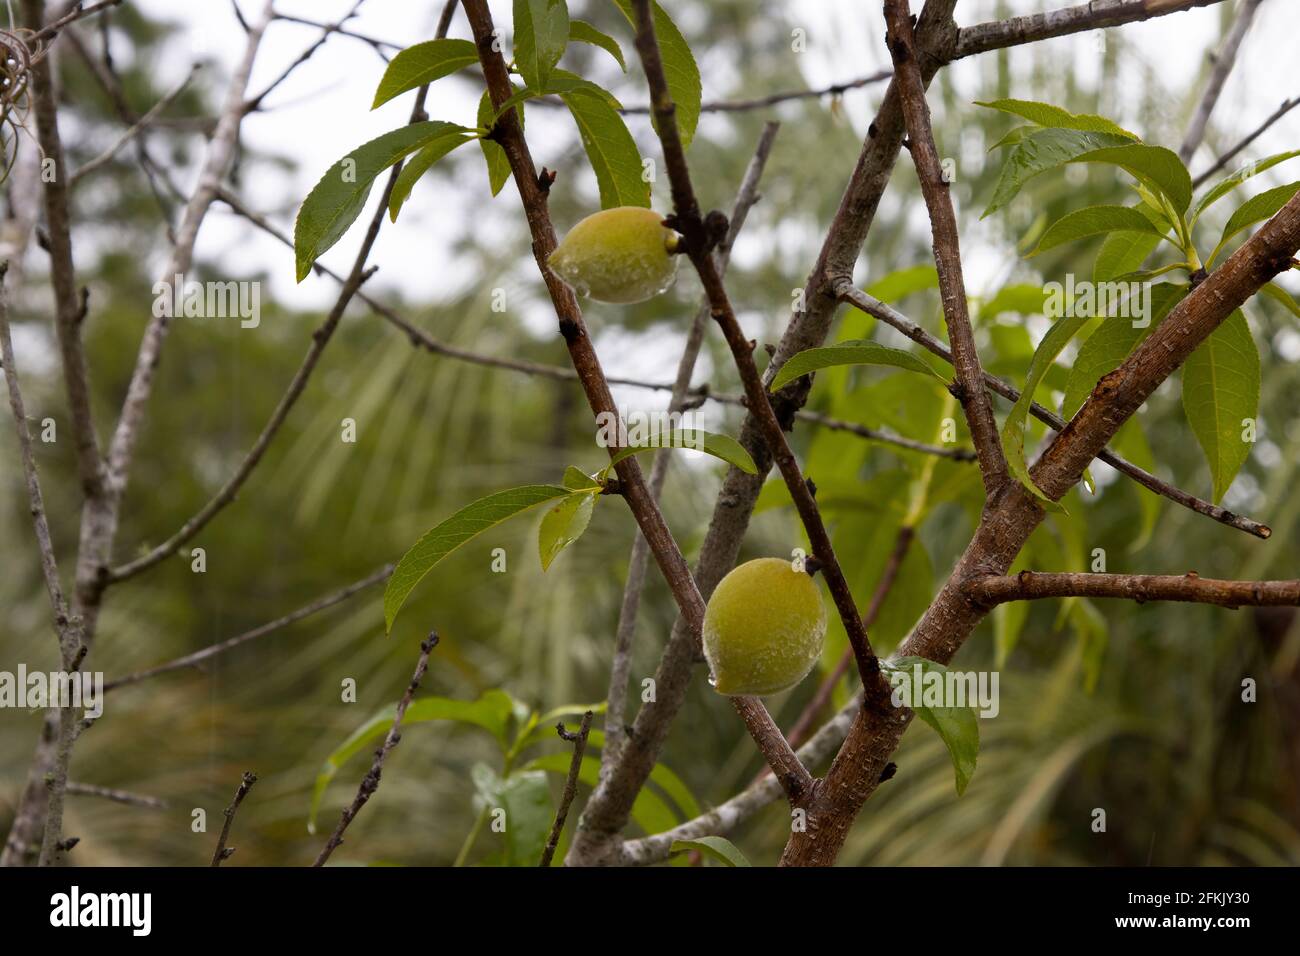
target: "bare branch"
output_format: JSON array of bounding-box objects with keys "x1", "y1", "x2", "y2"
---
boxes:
[
  {"x1": 539, "y1": 711, "x2": 593, "y2": 868},
  {"x1": 31, "y1": 0, "x2": 122, "y2": 43},
  {"x1": 1179, "y1": 0, "x2": 1265, "y2": 164},
  {"x1": 886, "y1": 0, "x2": 1008, "y2": 496},
  {"x1": 210, "y1": 771, "x2": 257, "y2": 866},
  {"x1": 313, "y1": 633, "x2": 439, "y2": 866},
  {"x1": 242, "y1": 0, "x2": 367, "y2": 114},
  {"x1": 837, "y1": 284, "x2": 1271, "y2": 538},
  {"x1": 967, "y1": 570, "x2": 1300, "y2": 608},
  {"x1": 103, "y1": 565, "x2": 393, "y2": 692},
  {"x1": 622, "y1": 71, "x2": 893, "y2": 114},
  {"x1": 953, "y1": 0, "x2": 1228, "y2": 59},
  {"x1": 65, "y1": 782, "x2": 168, "y2": 810}
]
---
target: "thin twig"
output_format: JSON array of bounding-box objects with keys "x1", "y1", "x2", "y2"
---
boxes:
[
  {"x1": 886, "y1": 0, "x2": 1008, "y2": 497},
  {"x1": 837, "y1": 284, "x2": 1272, "y2": 538},
  {"x1": 103, "y1": 565, "x2": 393, "y2": 692},
  {"x1": 313, "y1": 633, "x2": 439, "y2": 866},
  {"x1": 622, "y1": 71, "x2": 893, "y2": 114},
  {"x1": 1178, "y1": 0, "x2": 1265, "y2": 164},
  {"x1": 242, "y1": 0, "x2": 366, "y2": 114},
  {"x1": 69, "y1": 64, "x2": 200, "y2": 187},
  {"x1": 966, "y1": 570, "x2": 1300, "y2": 608},
  {"x1": 539, "y1": 711, "x2": 593, "y2": 867},
  {"x1": 1193, "y1": 93, "x2": 1300, "y2": 188},
  {"x1": 210, "y1": 771, "x2": 257, "y2": 866},
  {"x1": 30, "y1": 0, "x2": 121, "y2": 42},
  {"x1": 65, "y1": 782, "x2": 168, "y2": 810}
]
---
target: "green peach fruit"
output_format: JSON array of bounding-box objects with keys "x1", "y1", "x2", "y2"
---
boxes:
[
  {"x1": 548, "y1": 206, "x2": 679, "y2": 304},
  {"x1": 703, "y1": 557, "x2": 827, "y2": 696}
]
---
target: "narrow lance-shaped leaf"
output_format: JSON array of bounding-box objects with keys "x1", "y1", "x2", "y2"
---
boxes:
[
  {"x1": 384, "y1": 484, "x2": 573, "y2": 631},
  {"x1": 1000, "y1": 310, "x2": 1093, "y2": 509},
  {"x1": 372, "y1": 38, "x2": 479, "y2": 109},
  {"x1": 472, "y1": 765, "x2": 553, "y2": 866},
  {"x1": 1181, "y1": 309, "x2": 1260, "y2": 503},
  {"x1": 562, "y1": 89, "x2": 650, "y2": 208},
  {"x1": 769, "y1": 341, "x2": 947, "y2": 392},
  {"x1": 981, "y1": 127, "x2": 1132, "y2": 218},
  {"x1": 1190, "y1": 150, "x2": 1300, "y2": 225},
  {"x1": 1093, "y1": 228, "x2": 1164, "y2": 284},
  {"x1": 295, "y1": 122, "x2": 473, "y2": 281},
  {"x1": 538, "y1": 491, "x2": 597, "y2": 571},
  {"x1": 569, "y1": 19, "x2": 626, "y2": 69},
  {"x1": 478, "y1": 86, "x2": 524, "y2": 196},
  {"x1": 670, "y1": 836, "x2": 752, "y2": 867},
  {"x1": 1210, "y1": 182, "x2": 1300, "y2": 264},
  {"x1": 1029, "y1": 205, "x2": 1167, "y2": 256},
  {"x1": 388, "y1": 131, "x2": 477, "y2": 221},
  {"x1": 1067, "y1": 143, "x2": 1193, "y2": 215},
  {"x1": 975, "y1": 98, "x2": 1138, "y2": 139},
  {"x1": 513, "y1": 0, "x2": 569, "y2": 90},
  {"x1": 883, "y1": 656, "x2": 980, "y2": 796},
  {"x1": 611, "y1": 0, "x2": 701, "y2": 148},
  {"x1": 601, "y1": 428, "x2": 757, "y2": 477},
  {"x1": 1258, "y1": 281, "x2": 1300, "y2": 319}
]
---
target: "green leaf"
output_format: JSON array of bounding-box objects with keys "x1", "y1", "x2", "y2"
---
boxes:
[
  {"x1": 538, "y1": 491, "x2": 597, "y2": 570},
  {"x1": 295, "y1": 122, "x2": 472, "y2": 282},
  {"x1": 384, "y1": 485, "x2": 573, "y2": 631},
  {"x1": 1258, "y1": 281, "x2": 1300, "y2": 318},
  {"x1": 569, "y1": 19, "x2": 626, "y2": 69},
  {"x1": 982, "y1": 128, "x2": 1132, "y2": 218},
  {"x1": 477, "y1": 87, "x2": 523, "y2": 196},
  {"x1": 388, "y1": 132, "x2": 476, "y2": 221},
  {"x1": 602, "y1": 428, "x2": 757, "y2": 476},
  {"x1": 865, "y1": 264, "x2": 938, "y2": 302},
  {"x1": 513, "y1": 0, "x2": 569, "y2": 90},
  {"x1": 1190, "y1": 150, "x2": 1300, "y2": 225},
  {"x1": 1030, "y1": 205, "x2": 1167, "y2": 255},
  {"x1": 670, "y1": 836, "x2": 751, "y2": 867},
  {"x1": 561, "y1": 465, "x2": 598, "y2": 490},
  {"x1": 979, "y1": 283, "x2": 1048, "y2": 321},
  {"x1": 1181, "y1": 309, "x2": 1260, "y2": 503},
  {"x1": 1000, "y1": 311, "x2": 1092, "y2": 508},
  {"x1": 987, "y1": 124, "x2": 1034, "y2": 151},
  {"x1": 308, "y1": 690, "x2": 518, "y2": 832},
  {"x1": 372, "y1": 38, "x2": 479, "y2": 109},
  {"x1": 561, "y1": 89, "x2": 650, "y2": 208},
  {"x1": 1062, "y1": 283, "x2": 1187, "y2": 420},
  {"x1": 1110, "y1": 418, "x2": 1159, "y2": 552},
  {"x1": 472, "y1": 765, "x2": 553, "y2": 866},
  {"x1": 1067, "y1": 143, "x2": 1193, "y2": 215},
  {"x1": 1093, "y1": 229, "x2": 1164, "y2": 284},
  {"x1": 975, "y1": 99, "x2": 1138, "y2": 139},
  {"x1": 993, "y1": 599, "x2": 1028, "y2": 668},
  {"x1": 769, "y1": 341, "x2": 946, "y2": 392},
  {"x1": 612, "y1": 0, "x2": 701, "y2": 148},
  {"x1": 883, "y1": 656, "x2": 980, "y2": 796},
  {"x1": 1210, "y1": 182, "x2": 1300, "y2": 264}
]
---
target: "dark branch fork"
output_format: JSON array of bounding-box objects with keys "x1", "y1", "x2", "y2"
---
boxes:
[
  {"x1": 539, "y1": 711, "x2": 594, "y2": 868},
  {"x1": 210, "y1": 771, "x2": 258, "y2": 866}
]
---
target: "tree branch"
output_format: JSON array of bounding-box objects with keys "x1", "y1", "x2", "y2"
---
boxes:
[
  {"x1": 837, "y1": 284, "x2": 1272, "y2": 538},
  {"x1": 1193, "y1": 92, "x2": 1300, "y2": 188},
  {"x1": 313, "y1": 633, "x2": 439, "y2": 866},
  {"x1": 967, "y1": 570, "x2": 1300, "y2": 608},
  {"x1": 102, "y1": 565, "x2": 393, "y2": 692},
  {"x1": 886, "y1": 0, "x2": 1008, "y2": 497},
  {"x1": 210, "y1": 771, "x2": 257, "y2": 866},
  {"x1": 1178, "y1": 0, "x2": 1265, "y2": 164},
  {"x1": 539, "y1": 711, "x2": 593, "y2": 868},
  {"x1": 65, "y1": 782, "x2": 167, "y2": 810}
]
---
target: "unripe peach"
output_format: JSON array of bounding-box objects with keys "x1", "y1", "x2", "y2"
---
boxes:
[
  {"x1": 548, "y1": 206, "x2": 679, "y2": 304},
  {"x1": 703, "y1": 557, "x2": 827, "y2": 696}
]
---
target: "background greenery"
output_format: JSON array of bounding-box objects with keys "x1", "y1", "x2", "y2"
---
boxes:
[{"x1": 2, "y1": 0, "x2": 1298, "y2": 866}]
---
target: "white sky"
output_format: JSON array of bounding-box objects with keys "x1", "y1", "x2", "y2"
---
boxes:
[{"x1": 128, "y1": 0, "x2": 1296, "y2": 325}]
